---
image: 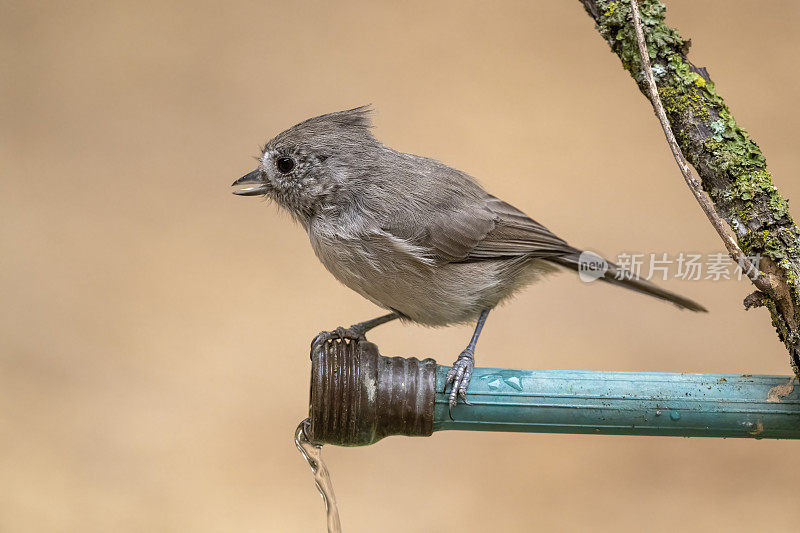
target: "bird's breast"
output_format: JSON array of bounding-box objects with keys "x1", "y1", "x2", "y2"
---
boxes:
[
  {"x1": 306, "y1": 218, "x2": 537, "y2": 326},
  {"x1": 307, "y1": 220, "x2": 430, "y2": 306}
]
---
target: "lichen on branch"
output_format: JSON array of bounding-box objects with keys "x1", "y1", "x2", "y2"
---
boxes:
[{"x1": 580, "y1": 0, "x2": 800, "y2": 376}]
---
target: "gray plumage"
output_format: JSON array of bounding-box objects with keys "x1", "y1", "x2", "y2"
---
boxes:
[
  {"x1": 232, "y1": 106, "x2": 706, "y2": 409},
  {"x1": 235, "y1": 106, "x2": 704, "y2": 320}
]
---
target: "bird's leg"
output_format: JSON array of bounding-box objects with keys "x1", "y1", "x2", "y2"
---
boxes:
[
  {"x1": 444, "y1": 309, "x2": 490, "y2": 417},
  {"x1": 311, "y1": 312, "x2": 398, "y2": 351}
]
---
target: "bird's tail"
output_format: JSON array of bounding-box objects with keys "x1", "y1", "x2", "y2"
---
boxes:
[{"x1": 548, "y1": 250, "x2": 708, "y2": 312}]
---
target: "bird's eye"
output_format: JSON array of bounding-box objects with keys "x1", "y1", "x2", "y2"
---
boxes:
[{"x1": 276, "y1": 157, "x2": 295, "y2": 173}]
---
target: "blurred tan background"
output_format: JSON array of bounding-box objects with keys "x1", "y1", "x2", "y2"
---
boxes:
[{"x1": 2, "y1": 1, "x2": 799, "y2": 531}]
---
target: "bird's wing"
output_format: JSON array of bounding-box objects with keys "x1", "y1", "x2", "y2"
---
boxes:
[
  {"x1": 467, "y1": 195, "x2": 576, "y2": 261},
  {"x1": 383, "y1": 194, "x2": 576, "y2": 264}
]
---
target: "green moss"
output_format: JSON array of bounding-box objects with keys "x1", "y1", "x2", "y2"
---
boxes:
[
  {"x1": 658, "y1": 84, "x2": 710, "y2": 120},
  {"x1": 739, "y1": 226, "x2": 800, "y2": 266},
  {"x1": 732, "y1": 172, "x2": 773, "y2": 202},
  {"x1": 741, "y1": 230, "x2": 785, "y2": 261},
  {"x1": 726, "y1": 169, "x2": 790, "y2": 227},
  {"x1": 668, "y1": 55, "x2": 705, "y2": 88},
  {"x1": 783, "y1": 259, "x2": 798, "y2": 287},
  {"x1": 595, "y1": 0, "x2": 784, "y2": 195},
  {"x1": 770, "y1": 195, "x2": 791, "y2": 221},
  {"x1": 596, "y1": 1, "x2": 768, "y2": 168},
  {"x1": 597, "y1": 0, "x2": 685, "y2": 76}
]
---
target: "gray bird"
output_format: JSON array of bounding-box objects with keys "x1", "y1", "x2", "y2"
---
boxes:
[{"x1": 232, "y1": 106, "x2": 706, "y2": 412}]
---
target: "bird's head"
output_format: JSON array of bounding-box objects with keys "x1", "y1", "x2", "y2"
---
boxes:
[{"x1": 232, "y1": 106, "x2": 378, "y2": 225}]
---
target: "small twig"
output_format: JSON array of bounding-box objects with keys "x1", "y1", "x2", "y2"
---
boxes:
[
  {"x1": 743, "y1": 291, "x2": 766, "y2": 310},
  {"x1": 628, "y1": 0, "x2": 770, "y2": 293}
]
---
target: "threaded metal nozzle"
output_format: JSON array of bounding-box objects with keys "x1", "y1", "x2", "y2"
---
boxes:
[{"x1": 308, "y1": 339, "x2": 436, "y2": 446}]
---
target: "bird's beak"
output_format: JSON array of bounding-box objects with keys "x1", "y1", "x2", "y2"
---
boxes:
[{"x1": 231, "y1": 170, "x2": 268, "y2": 196}]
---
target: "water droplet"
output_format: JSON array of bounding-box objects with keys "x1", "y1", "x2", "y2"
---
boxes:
[
  {"x1": 670, "y1": 411, "x2": 681, "y2": 421},
  {"x1": 504, "y1": 376, "x2": 523, "y2": 391},
  {"x1": 655, "y1": 410, "x2": 662, "y2": 416}
]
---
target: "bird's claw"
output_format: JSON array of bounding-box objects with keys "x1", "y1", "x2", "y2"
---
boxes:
[
  {"x1": 444, "y1": 350, "x2": 475, "y2": 419},
  {"x1": 311, "y1": 324, "x2": 367, "y2": 353}
]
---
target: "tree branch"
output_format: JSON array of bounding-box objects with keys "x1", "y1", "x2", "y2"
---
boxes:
[
  {"x1": 580, "y1": 0, "x2": 800, "y2": 378},
  {"x1": 628, "y1": 0, "x2": 764, "y2": 289}
]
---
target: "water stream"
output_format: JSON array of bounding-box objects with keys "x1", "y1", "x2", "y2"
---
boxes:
[{"x1": 294, "y1": 419, "x2": 342, "y2": 532}]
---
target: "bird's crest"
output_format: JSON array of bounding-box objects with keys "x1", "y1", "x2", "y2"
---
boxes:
[{"x1": 267, "y1": 105, "x2": 374, "y2": 151}]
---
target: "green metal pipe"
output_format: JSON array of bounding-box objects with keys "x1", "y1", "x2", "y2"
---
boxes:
[
  {"x1": 307, "y1": 340, "x2": 800, "y2": 445},
  {"x1": 436, "y1": 366, "x2": 798, "y2": 439}
]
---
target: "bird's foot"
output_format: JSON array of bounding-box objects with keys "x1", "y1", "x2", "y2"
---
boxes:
[
  {"x1": 444, "y1": 349, "x2": 475, "y2": 419},
  {"x1": 311, "y1": 323, "x2": 367, "y2": 353}
]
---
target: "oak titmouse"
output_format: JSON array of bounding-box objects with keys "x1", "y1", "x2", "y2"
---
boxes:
[{"x1": 232, "y1": 107, "x2": 706, "y2": 410}]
